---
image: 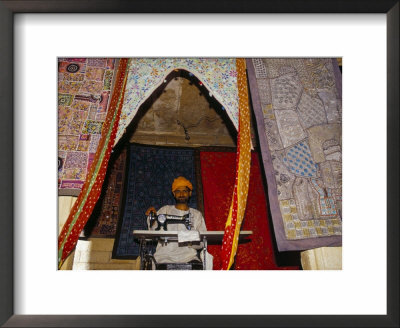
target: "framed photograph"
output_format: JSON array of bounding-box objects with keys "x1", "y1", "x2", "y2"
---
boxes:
[{"x1": 1, "y1": 1, "x2": 398, "y2": 327}]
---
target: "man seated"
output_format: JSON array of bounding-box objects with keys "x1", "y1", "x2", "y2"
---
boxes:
[{"x1": 145, "y1": 176, "x2": 207, "y2": 269}]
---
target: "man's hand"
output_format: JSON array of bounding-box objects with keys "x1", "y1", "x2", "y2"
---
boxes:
[{"x1": 145, "y1": 206, "x2": 157, "y2": 216}]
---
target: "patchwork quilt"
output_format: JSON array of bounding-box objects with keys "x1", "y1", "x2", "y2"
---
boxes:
[
  {"x1": 58, "y1": 58, "x2": 116, "y2": 194},
  {"x1": 247, "y1": 58, "x2": 342, "y2": 251}
]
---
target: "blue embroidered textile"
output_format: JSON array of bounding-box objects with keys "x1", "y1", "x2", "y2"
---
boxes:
[{"x1": 114, "y1": 144, "x2": 197, "y2": 258}]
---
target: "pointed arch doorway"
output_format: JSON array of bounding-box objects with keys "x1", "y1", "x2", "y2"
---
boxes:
[{"x1": 114, "y1": 69, "x2": 238, "y2": 259}]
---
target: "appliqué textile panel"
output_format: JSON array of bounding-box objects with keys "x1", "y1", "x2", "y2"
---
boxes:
[
  {"x1": 84, "y1": 147, "x2": 127, "y2": 238},
  {"x1": 58, "y1": 58, "x2": 116, "y2": 194},
  {"x1": 247, "y1": 58, "x2": 342, "y2": 251},
  {"x1": 114, "y1": 144, "x2": 198, "y2": 258},
  {"x1": 58, "y1": 59, "x2": 129, "y2": 267},
  {"x1": 116, "y1": 58, "x2": 240, "y2": 144},
  {"x1": 200, "y1": 151, "x2": 296, "y2": 270}
]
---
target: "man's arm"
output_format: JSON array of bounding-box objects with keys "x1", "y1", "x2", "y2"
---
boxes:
[{"x1": 193, "y1": 209, "x2": 207, "y2": 232}]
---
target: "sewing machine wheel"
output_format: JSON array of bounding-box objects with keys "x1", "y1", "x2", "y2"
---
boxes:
[{"x1": 158, "y1": 214, "x2": 166, "y2": 223}]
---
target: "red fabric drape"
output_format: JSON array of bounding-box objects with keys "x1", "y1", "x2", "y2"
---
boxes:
[
  {"x1": 200, "y1": 151, "x2": 298, "y2": 270},
  {"x1": 220, "y1": 58, "x2": 252, "y2": 269}
]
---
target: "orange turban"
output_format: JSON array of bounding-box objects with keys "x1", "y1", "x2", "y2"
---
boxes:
[{"x1": 171, "y1": 176, "x2": 193, "y2": 192}]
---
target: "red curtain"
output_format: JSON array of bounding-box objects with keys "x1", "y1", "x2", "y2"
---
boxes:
[{"x1": 200, "y1": 151, "x2": 298, "y2": 270}]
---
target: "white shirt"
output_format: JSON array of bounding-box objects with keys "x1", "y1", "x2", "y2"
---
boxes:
[{"x1": 147, "y1": 205, "x2": 207, "y2": 264}]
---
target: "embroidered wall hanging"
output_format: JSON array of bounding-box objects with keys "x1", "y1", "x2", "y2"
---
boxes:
[
  {"x1": 247, "y1": 58, "x2": 342, "y2": 251},
  {"x1": 113, "y1": 144, "x2": 199, "y2": 258},
  {"x1": 58, "y1": 58, "x2": 116, "y2": 195},
  {"x1": 83, "y1": 146, "x2": 128, "y2": 238},
  {"x1": 58, "y1": 59, "x2": 129, "y2": 268}
]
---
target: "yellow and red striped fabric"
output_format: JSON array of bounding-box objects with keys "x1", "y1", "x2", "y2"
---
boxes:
[
  {"x1": 220, "y1": 58, "x2": 252, "y2": 270},
  {"x1": 58, "y1": 59, "x2": 130, "y2": 268}
]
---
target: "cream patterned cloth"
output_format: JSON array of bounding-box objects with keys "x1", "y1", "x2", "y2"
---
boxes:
[{"x1": 247, "y1": 58, "x2": 342, "y2": 251}]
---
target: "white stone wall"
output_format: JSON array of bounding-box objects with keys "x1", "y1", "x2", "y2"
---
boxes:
[
  {"x1": 72, "y1": 238, "x2": 140, "y2": 270},
  {"x1": 301, "y1": 246, "x2": 342, "y2": 270},
  {"x1": 59, "y1": 196, "x2": 140, "y2": 270}
]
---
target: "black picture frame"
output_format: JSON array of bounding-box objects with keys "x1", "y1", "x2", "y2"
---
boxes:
[{"x1": 1, "y1": 1, "x2": 398, "y2": 327}]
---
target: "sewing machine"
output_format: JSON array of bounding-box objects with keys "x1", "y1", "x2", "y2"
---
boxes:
[
  {"x1": 133, "y1": 230, "x2": 253, "y2": 270},
  {"x1": 148, "y1": 212, "x2": 193, "y2": 231}
]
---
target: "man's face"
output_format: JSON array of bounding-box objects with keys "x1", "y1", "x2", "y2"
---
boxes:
[{"x1": 173, "y1": 187, "x2": 191, "y2": 204}]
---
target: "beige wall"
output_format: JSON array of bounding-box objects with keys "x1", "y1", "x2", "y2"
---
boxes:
[
  {"x1": 58, "y1": 196, "x2": 77, "y2": 234},
  {"x1": 301, "y1": 247, "x2": 342, "y2": 270},
  {"x1": 58, "y1": 196, "x2": 140, "y2": 270},
  {"x1": 72, "y1": 238, "x2": 140, "y2": 270}
]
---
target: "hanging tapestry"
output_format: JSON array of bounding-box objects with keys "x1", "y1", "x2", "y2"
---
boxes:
[
  {"x1": 247, "y1": 58, "x2": 342, "y2": 251},
  {"x1": 113, "y1": 144, "x2": 199, "y2": 258},
  {"x1": 83, "y1": 146, "x2": 128, "y2": 238},
  {"x1": 58, "y1": 59, "x2": 129, "y2": 267},
  {"x1": 58, "y1": 57, "x2": 116, "y2": 195},
  {"x1": 115, "y1": 58, "x2": 240, "y2": 144},
  {"x1": 200, "y1": 150, "x2": 298, "y2": 270}
]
